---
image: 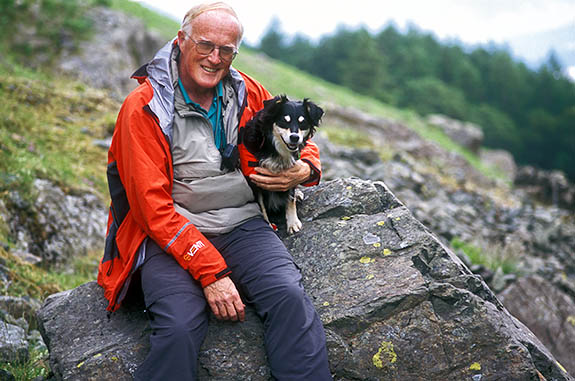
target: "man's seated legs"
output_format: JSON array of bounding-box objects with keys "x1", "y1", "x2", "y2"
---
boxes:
[
  {"x1": 135, "y1": 240, "x2": 209, "y2": 381},
  {"x1": 210, "y1": 218, "x2": 332, "y2": 380}
]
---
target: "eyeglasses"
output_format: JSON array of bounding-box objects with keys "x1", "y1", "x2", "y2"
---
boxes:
[{"x1": 183, "y1": 32, "x2": 238, "y2": 62}]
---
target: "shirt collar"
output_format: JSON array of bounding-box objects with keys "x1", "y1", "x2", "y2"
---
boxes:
[{"x1": 177, "y1": 78, "x2": 223, "y2": 115}]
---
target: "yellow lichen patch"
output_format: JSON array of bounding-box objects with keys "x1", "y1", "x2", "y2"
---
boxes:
[
  {"x1": 376, "y1": 221, "x2": 386, "y2": 226},
  {"x1": 557, "y1": 361, "x2": 567, "y2": 373},
  {"x1": 77, "y1": 361, "x2": 85, "y2": 368},
  {"x1": 323, "y1": 301, "x2": 330, "y2": 307},
  {"x1": 372, "y1": 341, "x2": 397, "y2": 369},
  {"x1": 360, "y1": 256, "x2": 372, "y2": 264},
  {"x1": 382, "y1": 248, "x2": 392, "y2": 256},
  {"x1": 92, "y1": 353, "x2": 102, "y2": 359},
  {"x1": 373, "y1": 242, "x2": 381, "y2": 248},
  {"x1": 111, "y1": 356, "x2": 119, "y2": 362},
  {"x1": 341, "y1": 216, "x2": 352, "y2": 221},
  {"x1": 346, "y1": 186, "x2": 353, "y2": 190},
  {"x1": 366, "y1": 274, "x2": 375, "y2": 280},
  {"x1": 567, "y1": 316, "x2": 575, "y2": 327},
  {"x1": 469, "y1": 362, "x2": 481, "y2": 371},
  {"x1": 395, "y1": 217, "x2": 401, "y2": 221}
]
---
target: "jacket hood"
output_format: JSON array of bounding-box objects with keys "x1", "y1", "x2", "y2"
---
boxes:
[{"x1": 133, "y1": 38, "x2": 247, "y2": 143}]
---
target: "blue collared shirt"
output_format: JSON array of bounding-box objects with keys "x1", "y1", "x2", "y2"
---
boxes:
[{"x1": 178, "y1": 78, "x2": 225, "y2": 150}]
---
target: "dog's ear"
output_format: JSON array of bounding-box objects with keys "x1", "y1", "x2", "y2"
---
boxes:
[
  {"x1": 263, "y1": 94, "x2": 288, "y2": 110},
  {"x1": 303, "y1": 99, "x2": 324, "y2": 127}
]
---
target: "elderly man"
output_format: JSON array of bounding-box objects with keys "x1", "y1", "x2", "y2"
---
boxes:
[{"x1": 97, "y1": 2, "x2": 331, "y2": 380}]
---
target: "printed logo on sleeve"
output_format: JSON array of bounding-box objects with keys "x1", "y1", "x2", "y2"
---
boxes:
[{"x1": 187, "y1": 240, "x2": 206, "y2": 257}]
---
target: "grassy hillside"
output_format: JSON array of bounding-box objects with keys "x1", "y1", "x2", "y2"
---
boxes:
[
  {"x1": 0, "y1": 2, "x2": 509, "y2": 377},
  {"x1": 104, "y1": 0, "x2": 506, "y2": 182}
]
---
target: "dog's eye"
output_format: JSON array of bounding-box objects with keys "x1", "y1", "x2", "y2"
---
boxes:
[
  {"x1": 298, "y1": 116, "x2": 305, "y2": 123},
  {"x1": 284, "y1": 115, "x2": 291, "y2": 122}
]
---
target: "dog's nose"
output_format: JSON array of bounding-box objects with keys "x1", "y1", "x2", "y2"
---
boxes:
[{"x1": 289, "y1": 134, "x2": 300, "y2": 144}]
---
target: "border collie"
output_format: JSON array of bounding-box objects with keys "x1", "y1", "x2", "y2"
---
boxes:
[{"x1": 242, "y1": 95, "x2": 324, "y2": 233}]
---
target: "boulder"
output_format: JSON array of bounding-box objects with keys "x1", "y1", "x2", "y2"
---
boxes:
[
  {"x1": 426, "y1": 114, "x2": 484, "y2": 154},
  {"x1": 37, "y1": 178, "x2": 573, "y2": 380},
  {"x1": 0, "y1": 321, "x2": 28, "y2": 363},
  {"x1": 499, "y1": 275, "x2": 575, "y2": 375},
  {"x1": 515, "y1": 166, "x2": 575, "y2": 210},
  {"x1": 56, "y1": 7, "x2": 165, "y2": 99},
  {"x1": 480, "y1": 148, "x2": 517, "y2": 180},
  {"x1": 6, "y1": 179, "x2": 106, "y2": 265}
]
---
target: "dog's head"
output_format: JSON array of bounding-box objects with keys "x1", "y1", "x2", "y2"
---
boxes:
[{"x1": 262, "y1": 95, "x2": 324, "y2": 152}]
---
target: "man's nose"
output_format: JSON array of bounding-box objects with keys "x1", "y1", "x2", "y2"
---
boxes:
[{"x1": 207, "y1": 48, "x2": 222, "y2": 63}]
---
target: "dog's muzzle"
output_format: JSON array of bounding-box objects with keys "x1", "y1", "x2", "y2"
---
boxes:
[{"x1": 286, "y1": 134, "x2": 301, "y2": 151}]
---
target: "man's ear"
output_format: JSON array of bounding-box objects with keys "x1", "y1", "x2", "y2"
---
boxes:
[
  {"x1": 177, "y1": 30, "x2": 186, "y2": 46},
  {"x1": 303, "y1": 99, "x2": 324, "y2": 127}
]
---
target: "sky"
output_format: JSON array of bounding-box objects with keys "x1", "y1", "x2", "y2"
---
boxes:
[{"x1": 138, "y1": 0, "x2": 575, "y2": 78}]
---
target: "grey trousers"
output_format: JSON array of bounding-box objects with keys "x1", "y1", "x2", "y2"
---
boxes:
[{"x1": 134, "y1": 217, "x2": 332, "y2": 380}]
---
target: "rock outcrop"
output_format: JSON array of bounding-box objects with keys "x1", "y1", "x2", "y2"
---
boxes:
[
  {"x1": 314, "y1": 111, "x2": 575, "y2": 374},
  {"x1": 2, "y1": 179, "x2": 106, "y2": 265},
  {"x1": 515, "y1": 165, "x2": 575, "y2": 210},
  {"x1": 426, "y1": 114, "x2": 484, "y2": 154},
  {"x1": 38, "y1": 178, "x2": 573, "y2": 380},
  {"x1": 56, "y1": 7, "x2": 165, "y2": 99},
  {"x1": 499, "y1": 275, "x2": 575, "y2": 376}
]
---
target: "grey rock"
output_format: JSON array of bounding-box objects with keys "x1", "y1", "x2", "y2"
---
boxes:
[
  {"x1": 6, "y1": 179, "x2": 106, "y2": 265},
  {"x1": 0, "y1": 321, "x2": 28, "y2": 363},
  {"x1": 515, "y1": 165, "x2": 575, "y2": 210},
  {"x1": 56, "y1": 7, "x2": 165, "y2": 99},
  {"x1": 0, "y1": 296, "x2": 43, "y2": 330},
  {"x1": 480, "y1": 148, "x2": 517, "y2": 180},
  {"x1": 38, "y1": 178, "x2": 573, "y2": 380},
  {"x1": 499, "y1": 275, "x2": 575, "y2": 376},
  {"x1": 427, "y1": 114, "x2": 484, "y2": 154}
]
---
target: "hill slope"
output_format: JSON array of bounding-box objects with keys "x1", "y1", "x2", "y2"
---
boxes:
[{"x1": 1, "y1": 1, "x2": 574, "y2": 379}]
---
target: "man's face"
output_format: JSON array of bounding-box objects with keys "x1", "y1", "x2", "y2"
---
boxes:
[{"x1": 177, "y1": 10, "x2": 240, "y2": 94}]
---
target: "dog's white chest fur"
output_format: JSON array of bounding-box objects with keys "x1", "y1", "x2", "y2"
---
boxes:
[{"x1": 258, "y1": 124, "x2": 299, "y2": 172}]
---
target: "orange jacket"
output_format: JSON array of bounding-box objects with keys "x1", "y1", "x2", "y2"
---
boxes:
[{"x1": 98, "y1": 41, "x2": 321, "y2": 312}]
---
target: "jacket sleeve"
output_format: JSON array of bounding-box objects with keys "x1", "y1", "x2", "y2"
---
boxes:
[
  {"x1": 111, "y1": 84, "x2": 230, "y2": 287},
  {"x1": 238, "y1": 71, "x2": 322, "y2": 186}
]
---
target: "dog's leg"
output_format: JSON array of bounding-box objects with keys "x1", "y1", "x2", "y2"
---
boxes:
[
  {"x1": 286, "y1": 195, "x2": 302, "y2": 234},
  {"x1": 294, "y1": 187, "x2": 304, "y2": 202}
]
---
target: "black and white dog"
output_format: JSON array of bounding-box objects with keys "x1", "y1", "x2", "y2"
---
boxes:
[{"x1": 242, "y1": 95, "x2": 324, "y2": 234}]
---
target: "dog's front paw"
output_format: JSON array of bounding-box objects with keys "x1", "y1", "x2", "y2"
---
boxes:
[
  {"x1": 294, "y1": 188, "x2": 304, "y2": 202},
  {"x1": 287, "y1": 216, "x2": 302, "y2": 234}
]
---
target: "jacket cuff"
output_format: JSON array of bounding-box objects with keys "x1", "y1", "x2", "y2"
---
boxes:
[
  {"x1": 199, "y1": 267, "x2": 232, "y2": 288},
  {"x1": 301, "y1": 159, "x2": 321, "y2": 186}
]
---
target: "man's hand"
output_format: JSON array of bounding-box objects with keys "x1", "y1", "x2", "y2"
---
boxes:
[
  {"x1": 249, "y1": 160, "x2": 311, "y2": 192},
  {"x1": 203, "y1": 277, "x2": 245, "y2": 322}
]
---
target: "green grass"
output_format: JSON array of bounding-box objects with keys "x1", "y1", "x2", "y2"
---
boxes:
[
  {"x1": 0, "y1": 73, "x2": 114, "y2": 201},
  {"x1": 0, "y1": 248, "x2": 101, "y2": 300},
  {"x1": 451, "y1": 237, "x2": 519, "y2": 275},
  {"x1": 1, "y1": 345, "x2": 50, "y2": 381},
  {"x1": 108, "y1": 0, "x2": 180, "y2": 39}
]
